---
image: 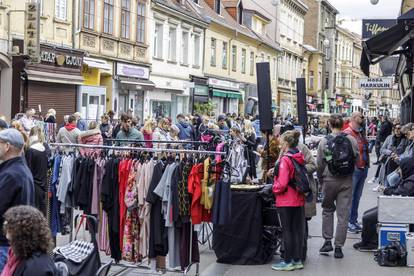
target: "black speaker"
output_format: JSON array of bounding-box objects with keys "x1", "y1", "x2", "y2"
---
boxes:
[
  {"x1": 296, "y1": 78, "x2": 308, "y2": 127},
  {"x1": 256, "y1": 62, "x2": 273, "y2": 132}
]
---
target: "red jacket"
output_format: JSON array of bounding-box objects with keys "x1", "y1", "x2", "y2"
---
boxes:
[
  {"x1": 273, "y1": 151, "x2": 305, "y2": 207},
  {"x1": 344, "y1": 125, "x2": 369, "y2": 168}
]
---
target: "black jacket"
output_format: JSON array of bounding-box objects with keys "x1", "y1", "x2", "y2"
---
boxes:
[
  {"x1": 13, "y1": 252, "x2": 59, "y2": 276},
  {"x1": 0, "y1": 157, "x2": 34, "y2": 246},
  {"x1": 384, "y1": 157, "x2": 414, "y2": 196},
  {"x1": 378, "y1": 120, "x2": 393, "y2": 143}
]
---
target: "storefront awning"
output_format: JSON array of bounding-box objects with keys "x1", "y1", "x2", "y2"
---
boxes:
[
  {"x1": 25, "y1": 69, "x2": 84, "y2": 85},
  {"x1": 212, "y1": 89, "x2": 242, "y2": 99},
  {"x1": 360, "y1": 9, "x2": 414, "y2": 76},
  {"x1": 83, "y1": 57, "x2": 111, "y2": 71},
  {"x1": 119, "y1": 77, "x2": 155, "y2": 89}
]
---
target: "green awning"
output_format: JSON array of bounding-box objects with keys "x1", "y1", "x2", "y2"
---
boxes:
[{"x1": 212, "y1": 89, "x2": 242, "y2": 99}]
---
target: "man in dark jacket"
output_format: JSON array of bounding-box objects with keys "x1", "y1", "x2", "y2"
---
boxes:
[
  {"x1": 353, "y1": 157, "x2": 414, "y2": 251},
  {"x1": 0, "y1": 129, "x2": 34, "y2": 272},
  {"x1": 374, "y1": 116, "x2": 393, "y2": 164},
  {"x1": 175, "y1": 114, "x2": 193, "y2": 141}
]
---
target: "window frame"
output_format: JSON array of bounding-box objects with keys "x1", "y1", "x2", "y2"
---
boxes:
[
  {"x1": 249, "y1": 51, "x2": 254, "y2": 76},
  {"x1": 231, "y1": 45, "x2": 237, "y2": 72},
  {"x1": 103, "y1": 0, "x2": 114, "y2": 34},
  {"x1": 82, "y1": 0, "x2": 95, "y2": 30},
  {"x1": 153, "y1": 22, "x2": 163, "y2": 58},
  {"x1": 168, "y1": 26, "x2": 177, "y2": 62},
  {"x1": 121, "y1": 0, "x2": 131, "y2": 39},
  {"x1": 181, "y1": 30, "x2": 189, "y2": 65},
  {"x1": 136, "y1": 0, "x2": 146, "y2": 43},
  {"x1": 241, "y1": 48, "x2": 246, "y2": 74},
  {"x1": 214, "y1": 0, "x2": 221, "y2": 14},
  {"x1": 210, "y1": 38, "x2": 216, "y2": 67},
  {"x1": 193, "y1": 34, "x2": 201, "y2": 66},
  {"x1": 55, "y1": 0, "x2": 67, "y2": 20},
  {"x1": 222, "y1": 41, "x2": 228, "y2": 69}
]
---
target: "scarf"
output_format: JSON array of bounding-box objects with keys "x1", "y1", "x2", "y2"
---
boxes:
[
  {"x1": 64, "y1": 123, "x2": 77, "y2": 131},
  {"x1": 1, "y1": 248, "x2": 21, "y2": 276}
]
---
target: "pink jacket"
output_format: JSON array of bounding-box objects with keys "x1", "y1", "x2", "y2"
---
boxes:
[
  {"x1": 78, "y1": 129, "x2": 103, "y2": 156},
  {"x1": 273, "y1": 151, "x2": 305, "y2": 207}
]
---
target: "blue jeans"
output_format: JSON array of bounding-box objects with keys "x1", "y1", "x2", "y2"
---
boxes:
[
  {"x1": 349, "y1": 167, "x2": 368, "y2": 225},
  {"x1": 0, "y1": 246, "x2": 9, "y2": 273},
  {"x1": 386, "y1": 171, "x2": 400, "y2": 188}
]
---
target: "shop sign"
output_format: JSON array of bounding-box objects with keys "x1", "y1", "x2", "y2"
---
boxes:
[
  {"x1": 362, "y1": 19, "x2": 396, "y2": 40},
  {"x1": 359, "y1": 78, "x2": 393, "y2": 90},
  {"x1": 194, "y1": 85, "x2": 209, "y2": 96},
  {"x1": 208, "y1": 78, "x2": 239, "y2": 90},
  {"x1": 117, "y1": 62, "x2": 149, "y2": 79},
  {"x1": 25, "y1": 2, "x2": 40, "y2": 63},
  {"x1": 40, "y1": 50, "x2": 83, "y2": 68}
]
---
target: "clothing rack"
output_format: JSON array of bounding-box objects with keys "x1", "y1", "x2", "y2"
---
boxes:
[
  {"x1": 50, "y1": 142, "x2": 223, "y2": 276},
  {"x1": 49, "y1": 143, "x2": 225, "y2": 155},
  {"x1": 105, "y1": 139, "x2": 209, "y2": 144}
]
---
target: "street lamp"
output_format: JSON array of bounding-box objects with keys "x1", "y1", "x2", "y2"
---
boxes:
[
  {"x1": 271, "y1": 0, "x2": 280, "y2": 6},
  {"x1": 370, "y1": 0, "x2": 379, "y2": 4}
]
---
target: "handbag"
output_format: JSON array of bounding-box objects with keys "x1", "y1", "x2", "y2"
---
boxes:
[{"x1": 53, "y1": 215, "x2": 101, "y2": 276}]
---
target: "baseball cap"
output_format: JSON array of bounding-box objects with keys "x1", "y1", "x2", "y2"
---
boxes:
[
  {"x1": 0, "y1": 119, "x2": 8, "y2": 129},
  {"x1": 218, "y1": 115, "x2": 226, "y2": 121},
  {"x1": 0, "y1": 128, "x2": 25, "y2": 150}
]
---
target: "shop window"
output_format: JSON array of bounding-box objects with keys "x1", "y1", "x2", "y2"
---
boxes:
[
  {"x1": 103, "y1": 0, "x2": 114, "y2": 34},
  {"x1": 136, "y1": 1, "x2": 146, "y2": 43},
  {"x1": 121, "y1": 0, "x2": 131, "y2": 39},
  {"x1": 151, "y1": 101, "x2": 171, "y2": 118}
]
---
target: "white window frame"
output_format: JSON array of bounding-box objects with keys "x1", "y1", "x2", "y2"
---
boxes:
[
  {"x1": 241, "y1": 48, "x2": 246, "y2": 74},
  {"x1": 222, "y1": 41, "x2": 228, "y2": 69},
  {"x1": 181, "y1": 31, "x2": 189, "y2": 64},
  {"x1": 193, "y1": 33, "x2": 200, "y2": 66},
  {"x1": 153, "y1": 22, "x2": 163, "y2": 58},
  {"x1": 210, "y1": 38, "x2": 216, "y2": 66},
  {"x1": 168, "y1": 27, "x2": 177, "y2": 61},
  {"x1": 55, "y1": 0, "x2": 67, "y2": 20}
]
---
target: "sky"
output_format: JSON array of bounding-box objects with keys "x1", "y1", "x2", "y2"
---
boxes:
[{"x1": 328, "y1": 0, "x2": 401, "y2": 34}]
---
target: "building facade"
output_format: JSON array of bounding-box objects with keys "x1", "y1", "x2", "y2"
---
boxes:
[
  {"x1": 277, "y1": 0, "x2": 308, "y2": 117},
  {"x1": 303, "y1": 0, "x2": 337, "y2": 113},
  {"x1": 190, "y1": 0, "x2": 281, "y2": 116},
  {"x1": 148, "y1": 0, "x2": 208, "y2": 121}
]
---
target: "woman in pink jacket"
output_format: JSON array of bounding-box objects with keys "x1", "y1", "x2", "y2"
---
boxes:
[
  {"x1": 272, "y1": 130, "x2": 305, "y2": 271},
  {"x1": 78, "y1": 121, "x2": 103, "y2": 156}
]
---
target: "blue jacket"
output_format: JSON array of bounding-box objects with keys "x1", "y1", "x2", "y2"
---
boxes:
[
  {"x1": 176, "y1": 122, "x2": 194, "y2": 140},
  {"x1": 77, "y1": 119, "x2": 88, "y2": 131},
  {"x1": 0, "y1": 157, "x2": 34, "y2": 246}
]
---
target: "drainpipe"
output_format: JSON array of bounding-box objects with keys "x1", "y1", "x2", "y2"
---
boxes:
[{"x1": 72, "y1": 0, "x2": 78, "y2": 49}]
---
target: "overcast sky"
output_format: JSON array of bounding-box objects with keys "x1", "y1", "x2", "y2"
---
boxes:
[{"x1": 328, "y1": 0, "x2": 401, "y2": 34}]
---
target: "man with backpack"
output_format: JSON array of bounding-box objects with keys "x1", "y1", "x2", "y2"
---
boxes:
[
  {"x1": 344, "y1": 112, "x2": 370, "y2": 234},
  {"x1": 317, "y1": 114, "x2": 359, "y2": 258}
]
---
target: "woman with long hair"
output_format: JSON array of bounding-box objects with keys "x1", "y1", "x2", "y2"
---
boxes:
[
  {"x1": 1, "y1": 206, "x2": 58, "y2": 276},
  {"x1": 25, "y1": 126, "x2": 50, "y2": 216},
  {"x1": 152, "y1": 118, "x2": 170, "y2": 149},
  {"x1": 242, "y1": 120, "x2": 257, "y2": 179},
  {"x1": 272, "y1": 130, "x2": 306, "y2": 271},
  {"x1": 142, "y1": 119, "x2": 157, "y2": 148}
]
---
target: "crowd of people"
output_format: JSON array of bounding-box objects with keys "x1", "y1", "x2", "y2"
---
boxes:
[{"x1": 0, "y1": 106, "x2": 410, "y2": 274}]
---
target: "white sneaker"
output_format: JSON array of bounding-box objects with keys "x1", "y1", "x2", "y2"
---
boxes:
[
  {"x1": 368, "y1": 178, "x2": 378, "y2": 184},
  {"x1": 372, "y1": 184, "x2": 383, "y2": 192}
]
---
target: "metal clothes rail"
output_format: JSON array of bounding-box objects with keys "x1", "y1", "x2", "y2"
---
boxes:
[
  {"x1": 105, "y1": 138, "x2": 209, "y2": 144},
  {"x1": 49, "y1": 143, "x2": 225, "y2": 155}
]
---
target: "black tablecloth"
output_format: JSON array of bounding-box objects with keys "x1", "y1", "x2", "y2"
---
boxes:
[{"x1": 213, "y1": 190, "x2": 272, "y2": 265}]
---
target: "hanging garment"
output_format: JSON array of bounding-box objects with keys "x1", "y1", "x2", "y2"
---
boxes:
[
  {"x1": 179, "y1": 222, "x2": 199, "y2": 270},
  {"x1": 91, "y1": 159, "x2": 105, "y2": 215},
  {"x1": 76, "y1": 158, "x2": 95, "y2": 214},
  {"x1": 50, "y1": 154, "x2": 62, "y2": 237},
  {"x1": 212, "y1": 179, "x2": 232, "y2": 225},
  {"x1": 101, "y1": 158, "x2": 122, "y2": 262},
  {"x1": 57, "y1": 155, "x2": 75, "y2": 214},
  {"x1": 188, "y1": 163, "x2": 205, "y2": 225},
  {"x1": 146, "y1": 161, "x2": 168, "y2": 258},
  {"x1": 118, "y1": 159, "x2": 133, "y2": 252},
  {"x1": 122, "y1": 161, "x2": 141, "y2": 262}
]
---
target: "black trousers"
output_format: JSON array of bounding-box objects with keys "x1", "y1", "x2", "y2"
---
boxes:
[
  {"x1": 278, "y1": 206, "x2": 305, "y2": 262},
  {"x1": 361, "y1": 207, "x2": 378, "y2": 246}
]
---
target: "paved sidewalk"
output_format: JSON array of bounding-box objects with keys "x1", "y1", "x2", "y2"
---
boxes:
[{"x1": 58, "y1": 162, "x2": 413, "y2": 276}]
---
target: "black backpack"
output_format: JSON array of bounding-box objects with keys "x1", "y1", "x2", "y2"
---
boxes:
[
  {"x1": 375, "y1": 241, "x2": 407, "y2": 267},
  {"x1": 325, "y1": 133, "x2": 355, "y2": 176},
  {"x1": 285, "y1": 155, "x2": 313, "y2": 202}
]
